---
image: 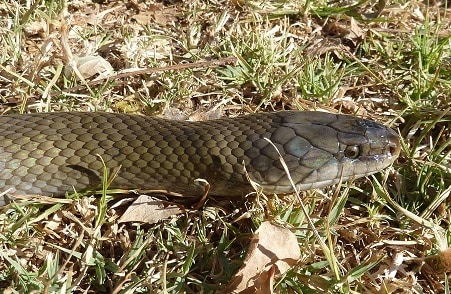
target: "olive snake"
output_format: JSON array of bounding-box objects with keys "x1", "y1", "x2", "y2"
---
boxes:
[{"x1": 0, "y1": 111, "x2": 400, "y2": 205}]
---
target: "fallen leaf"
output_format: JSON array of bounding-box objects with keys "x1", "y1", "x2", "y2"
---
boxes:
[
  {"x1": 85, "y1": 7, "x2": 118, "y2": 25},
  {"x1": 118, "y1": 195, "x2": 184, "y2": 224},
  {"x1": 222, "y1": 221, "x2": 300, "y2": 293},
  {"x1": 347, "y1": 18, "x2": 366, "y2": 44},
  {"x1": 132, "y1": 4, "x2": 177, "y2": 26},
  {"x1": 435, "y1": 248, "x2": 451, "y2": 272},
  {"x1": 75, "y1": 55, "x2": 114, "y2": 80},
  {"x1": 188, "y1": 108, "x2": 223, "y2": 121},
  {"x1": 361, "y1": 0, "x2": 386, "y2": 19},
  {"x1": 24, "y1": 21, "x2": 47, "y2": 37},
  {"x1": 132, "y1": 11, "x2": 153, "y2": 25}
]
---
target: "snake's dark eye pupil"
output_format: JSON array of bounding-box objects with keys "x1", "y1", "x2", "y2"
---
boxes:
[{"x1": 344, "y1": 146, "x2": 360, "y2": 159}]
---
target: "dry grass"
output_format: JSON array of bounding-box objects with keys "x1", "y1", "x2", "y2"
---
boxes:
[{"x1": 0, "y1": 0, "x2": 450, "y2": 293}]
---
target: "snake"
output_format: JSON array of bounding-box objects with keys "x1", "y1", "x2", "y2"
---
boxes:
[{"x1": 0, "y1": 111, "x2": 400, "y2": 204}]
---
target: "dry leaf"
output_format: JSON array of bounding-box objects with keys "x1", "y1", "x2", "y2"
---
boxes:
[
  {"x1": 223, "y1": 221, "x2": 300, "y2": 293},
  {"x1": 132, "y1": 4, "x2": 177, "y2": 26},
  {"x1": 24, "y1": 21, "x2": 47, "y2": 37},
  {"x1": 85, "y1": 7, "x2": 118, "y2": 25},
  {"x1": 74, "y1": 55, "x2": 114, "y2": 80},
  {"x1": 63, "y1": 55, "x2": 114, "y2": 80},
  {"x1": 132, "y1": 11, "x2": 153, "y2": 25},
  {"x1": 347, "y1": 18, "x2": 366, "y2": 44},
  {"x1": 118, "y1": 195, "x2": 184, "y2": 224},
  {"x1": 162, "y1": 107, "x2": 223, "y2": 121},
  {"x1": 43, "y1": 211, "x2": 63, "y2": 231},
  {"x1": 188, "y1": 108, "x2": 223, "y2": 121}
]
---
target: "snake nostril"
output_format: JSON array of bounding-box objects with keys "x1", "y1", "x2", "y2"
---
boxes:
[
  {"x1": 389, "y1": 145, "x2": 400, "y2": 156},
  {"x1": 387, "y1": 130, "x2": 401, "y2": 157}
]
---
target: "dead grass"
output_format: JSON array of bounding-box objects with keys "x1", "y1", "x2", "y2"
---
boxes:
[{"x1": 0, "y1": 0, "x2": 450, "y2": 293}]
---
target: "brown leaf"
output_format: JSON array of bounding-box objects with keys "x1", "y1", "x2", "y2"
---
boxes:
[
  {"x1": 222, "y1": 221, "x2": 300, "y2": 293},
  {"x1": 63, "y1": 54, "x2": 114, "y2": 81},
  {"x1": 188, "y1": 108, "x2": 223, "y2": 121},
  {"x1": 132, "y1": 11, "x2": 153, "y2": 25},
  {"x1": 85, "y1": 7, "x2": 118, "y2": 25},
  {"x1": 348, "y1": 18, "x2": 366, "y2": 42},
  {"x1": 24, "y1": 21, "x2": 47, "y2": 37},
  {"x1": 77, "y1": 55, "x2": 114, "y2": 79},
  {"x1": 118, "y1": 195, "x2": 184, "y2": 224},
  {"x1": 132, "y1": 4, "x2": 177, "y2": 26}
]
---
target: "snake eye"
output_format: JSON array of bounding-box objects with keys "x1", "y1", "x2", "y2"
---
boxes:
[{"x1": 344, "y1": 145, "x2": 360, "y2": 159}]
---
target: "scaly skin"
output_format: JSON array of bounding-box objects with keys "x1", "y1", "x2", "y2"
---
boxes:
[{"x1": 0, "y1": 111, "x2": 400, "y2": 201}]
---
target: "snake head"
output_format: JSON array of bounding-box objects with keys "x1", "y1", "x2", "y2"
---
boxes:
[{"x1": 246, "y1": 111, "x2": 401, "y2": 194}]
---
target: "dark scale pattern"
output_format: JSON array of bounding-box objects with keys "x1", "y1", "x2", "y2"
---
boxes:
[{"x1": 0, "y1": 111, "x2": 400, "y2": 199}]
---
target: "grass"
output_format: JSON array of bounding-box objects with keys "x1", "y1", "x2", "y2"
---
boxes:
[{"x1": 0, "y1": 0, "x2": 450, "y2": 293}]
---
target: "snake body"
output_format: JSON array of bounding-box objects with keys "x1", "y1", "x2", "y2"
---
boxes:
[{"x1": 0, "y1": 111, "x2": 400, "y2": 201}]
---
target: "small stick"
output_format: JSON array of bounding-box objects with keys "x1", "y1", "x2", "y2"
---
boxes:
[{"x1": 53, "y1": 56, "x2": 237, "y2": 96}]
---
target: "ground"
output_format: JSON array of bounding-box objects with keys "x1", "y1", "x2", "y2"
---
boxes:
[{"x1": 0, "y1": 0, "x2": 450, "y2": 293}]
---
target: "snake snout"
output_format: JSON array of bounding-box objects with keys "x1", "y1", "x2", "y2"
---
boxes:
[{"x1": 387, "y1": 129, "x2": 401, "y2": 159}]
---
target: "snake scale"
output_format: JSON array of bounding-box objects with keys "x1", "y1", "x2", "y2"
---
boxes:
[{"x1": 0, "y1": 111, "x2": 400, "y2": 204}]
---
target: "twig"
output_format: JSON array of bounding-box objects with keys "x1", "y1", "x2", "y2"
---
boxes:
[{"x1": 52, "y1": 56, "x2": 237, "y2": 96}]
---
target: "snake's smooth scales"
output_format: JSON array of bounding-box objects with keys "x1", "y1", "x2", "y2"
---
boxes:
[{"x1": 0, "y1": 111, "x2": 400, "y2": 202}]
